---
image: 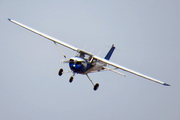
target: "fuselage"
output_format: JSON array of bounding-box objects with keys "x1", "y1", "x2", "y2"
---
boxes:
[{"x1": 69, "y1": 56, "x2": 105, "y2": 74}]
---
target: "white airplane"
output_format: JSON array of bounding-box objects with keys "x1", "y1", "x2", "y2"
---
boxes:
[{"x1": 8, "y1": 18, "x2": 170, "y2": 91}]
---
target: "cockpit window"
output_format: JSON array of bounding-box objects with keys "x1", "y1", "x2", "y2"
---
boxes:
[{"x1": 77, "y1": 62, "x2": 82, "y2": 65}]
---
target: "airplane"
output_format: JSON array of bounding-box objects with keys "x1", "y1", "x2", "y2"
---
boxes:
[{"x1": 8, "y1": 18, "x2": 170, "y2": 91}]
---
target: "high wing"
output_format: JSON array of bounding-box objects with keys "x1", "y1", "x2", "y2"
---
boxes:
[
  {"x1": 8, "y1": 19, "x2": 78, "y2": 51},
  {"x1": 93, "y1": 56, "x2": 170, "y2": 86},
  {"x1": 8, "y1": 18, "x2": 170, "y2": 86}
]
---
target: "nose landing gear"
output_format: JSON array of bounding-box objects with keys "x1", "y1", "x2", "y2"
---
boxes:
[
  {"x1": 69, "y1": 76, "x2": 73, "y2": 83},
  {"x1": 69, "y1": 73, "x2": 75, "y2": 83}
]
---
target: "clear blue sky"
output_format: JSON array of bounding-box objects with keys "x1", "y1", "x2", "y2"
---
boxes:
[{"x1": 0, "y1": 0, "x2": 179, "y2": 120}]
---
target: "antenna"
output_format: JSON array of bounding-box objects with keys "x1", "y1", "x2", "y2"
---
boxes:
[
  {"x1": 90, "y1": 48, "x2": 94, "y2": 53},
  {"x1": 97, "y1": 50, "x2": 102, "y2": 56},
  {"x1": 83, "y1": 45, "x2": 87, "y2": 50}
]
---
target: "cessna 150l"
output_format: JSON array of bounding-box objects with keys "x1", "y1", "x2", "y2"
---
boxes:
[{"x1": 8, "y1": 19, "x2": 170, "y2": 91}]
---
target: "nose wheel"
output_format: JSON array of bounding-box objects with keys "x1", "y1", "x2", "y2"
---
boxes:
[
  {"x1": 69, "y1": 76, "x2": 73, "y2": 83},
  {"x1": 69, "y1": 72, "x2": 75, "y2": 83}
]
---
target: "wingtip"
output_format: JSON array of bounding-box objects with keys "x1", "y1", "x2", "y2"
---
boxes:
[
  {"x1": 8, "y1": 18, "x2": 11, "y2": 21},
  {"x1": 163, "y1": 83, "x2": 171, "y2": 86}
]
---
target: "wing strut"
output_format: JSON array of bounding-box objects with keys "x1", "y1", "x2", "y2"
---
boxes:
[{"x1": 54, "y1": 42, "x2": 67, "y2": 59}]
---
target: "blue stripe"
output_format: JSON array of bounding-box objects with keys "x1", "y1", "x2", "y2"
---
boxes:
[
  {"x1": 163, "y1": 83, "x2": 170, "y2": 86},
  {"x1": 104, "y1": 45, "x2": 115, "y2": 60}
]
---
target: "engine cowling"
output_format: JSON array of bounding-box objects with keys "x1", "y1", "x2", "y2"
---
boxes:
[{"x1": 69, "y1": 57, "x2": 87, "y2": 73}]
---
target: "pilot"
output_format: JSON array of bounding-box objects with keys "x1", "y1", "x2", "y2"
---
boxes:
[{"x1": 80, "y1": 53, "x2": 85, "y2": 58}]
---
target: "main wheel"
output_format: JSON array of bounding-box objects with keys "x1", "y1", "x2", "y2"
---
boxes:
[
  {"x1": 69, "y1": 76, "x2": 73, "y2": 83},
  {"x1": 94, "y1": 83, "x2": 99, "y2": 91},
  {"x1": 58, "y1": 68, "x2": 63, "y2": 76}
]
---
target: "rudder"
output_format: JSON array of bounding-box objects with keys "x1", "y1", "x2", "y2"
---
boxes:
[{"x1": 104, "y1": 44, "x2": 115, "y2": 60}]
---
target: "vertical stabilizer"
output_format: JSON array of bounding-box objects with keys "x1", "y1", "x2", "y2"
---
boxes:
[{"x1": 104, "y1": 44, "x2": 115, "y2": 60}]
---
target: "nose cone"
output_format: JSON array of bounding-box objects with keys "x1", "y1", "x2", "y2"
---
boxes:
[
  {"x1": 69, "y1": 63, "x2": 76, "y2": 70},
  {"x1": 69, "y1": 63, "x2": 85, "y2": 73}
]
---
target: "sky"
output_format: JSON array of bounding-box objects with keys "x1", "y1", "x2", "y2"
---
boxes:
[{"x1": 0, "y1": 0, "x2": 180, "y2": 120}]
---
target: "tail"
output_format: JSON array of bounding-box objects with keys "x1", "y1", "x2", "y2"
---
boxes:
[{"x1": 104, "y1": 44, "x2": 115, "y2": 60}]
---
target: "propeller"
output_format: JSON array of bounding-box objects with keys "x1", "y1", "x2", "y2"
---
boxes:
[{"x1": 61, "y1": 59, "x2": 70, "y2": 63}]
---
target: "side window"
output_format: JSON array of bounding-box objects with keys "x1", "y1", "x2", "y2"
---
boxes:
[{"x1": 77, "y1": 62, "x2": 82, "y2": 65}]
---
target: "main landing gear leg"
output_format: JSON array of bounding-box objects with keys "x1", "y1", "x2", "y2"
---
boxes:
[{"x1": 86, "y1": 74, "x2": 99, "y2": 91}]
